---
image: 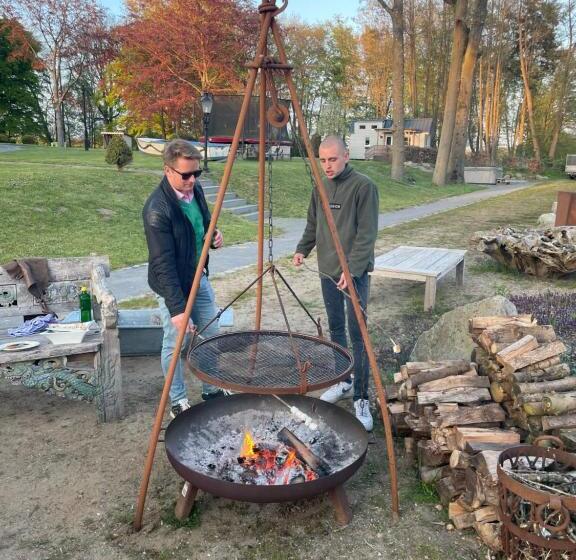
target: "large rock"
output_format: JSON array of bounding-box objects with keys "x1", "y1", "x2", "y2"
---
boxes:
[{"x1": 410, "y1": 296, "x2": 518, "y2": 362}]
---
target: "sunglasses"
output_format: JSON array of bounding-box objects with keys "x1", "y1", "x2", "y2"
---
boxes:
[{"x1": 169, "y1": 167, "x2": 202, "y2": 181}]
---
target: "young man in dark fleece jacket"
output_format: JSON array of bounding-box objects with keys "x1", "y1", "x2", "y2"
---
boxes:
[
  {"x1": 293, "y1": 136, "x2": 379, "y2": 431},
  {"x1": 143, "y1": 139, "x2": 225, "y2": 418}
]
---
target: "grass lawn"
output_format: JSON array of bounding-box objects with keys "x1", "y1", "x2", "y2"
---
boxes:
[
  {"x1": 0, "y1": 164, "x2": 257, "y2": 268},
  {"x1": 2, "y1": 146, "x2": 482, "y2": 219},
  {"x1": 0, "y1": 144, "x2": 162, "y2": 170},
  {"x1": 208, "y1": 159, "x2": 482, "y2": 217}
]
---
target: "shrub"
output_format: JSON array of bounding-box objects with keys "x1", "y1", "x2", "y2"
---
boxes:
[
  {"x1": 0, "y1": 133, "x2": 15, "y2": 143},
  {"x1": 105, "y1": 135, "x2": 133, "y2": 170},
  {"x1": 20, "y1": 134, "x2": 37, "y2": 144}
]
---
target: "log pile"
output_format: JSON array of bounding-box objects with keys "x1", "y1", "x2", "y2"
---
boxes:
[
  {"x1": 385, "y1": 359, "x2": 521, "y2": 552},
  {"x1": 471, "y1": 226, "x2": 576, "y2": 277},
  {"x1": 470, "y1": 315, "x2": 575, "y2": 442}
]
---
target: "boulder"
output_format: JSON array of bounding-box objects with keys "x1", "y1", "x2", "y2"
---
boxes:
[
  {"x1": 538, "y1": 213, "x2": 556, "y2": 227},
  {"x1": 410, "y1": 296, "x2": 518, "y2": 362}
]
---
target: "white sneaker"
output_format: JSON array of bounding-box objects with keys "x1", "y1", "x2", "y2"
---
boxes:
[
  {"x1": 170, "y1": 398, "x2": 191, "y2": 419},
  {"x1": 354, "y1": 399, "x2": 373, "y2": 432},
  {"x1": 320, "y1": 381, "x2": 353, "y2": 403}
]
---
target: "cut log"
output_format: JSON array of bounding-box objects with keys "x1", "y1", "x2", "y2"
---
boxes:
[
  {"x1": 417, "y1": 439, "x2": 451, "y2": 467},
  {"x1": 478, "y1": 325, "x2": 556, "y2": 353},
  {"x1": 434, "y1": 403, "x2": 506, "y2": 429},
  {"x1": 404, "y1": 415, "x2": 431, "y2": 436},
  {"x1": 435, "y1": 403, "x2": 460, "y2": 414},
  {"x1": 543, "y1": 393, "x2": 576, "y2": 416},
  {"x1": 469, "y1": 314, "x2": 534, "y2": 332},
  {"x1": 558, "y1": 428, "x2": 576, "y2": 452},
  {"x1": 419, "y1": 464, "x2": 452, "y2": 484},
  {"x1": 522, "y1": 355, "x2": 561, "y2": 373},
  {"x1": 404, "y1": 437, "x2": 416, "y2": 463},
  {"x1": 417, "y1": 388, "x2": 491, "y2": 405},
  {"x1": 474, "y1": 506, "x2": 499, "y2": 523},
  {"x1": 418, "y1": 372, "x2": 486, "y2": 393},
  {"x1": 449, "y1": 450, "x2": 471, "y2": 470},
  {"x1": 455, "y1": 427, "x2": 520, "y2": 450},
  {"x1": 448, "y1": 500, "x2": 476, "y2": 529},
  {"x1": 470, "y1": 450, "x2": 500, "y2": 484},
  {"x1": 541, "y1": 413, "x2": 576, "y2": 431},
  {"x1": 418, "y1": 369, "x2": 482, "y2": 392},
  {"x1": 473, "y1": 521, "x2": 502, "y2": 552},
  {"x1": 527, "y1": 415, "x2": 543, "y2": 433},
  {"x1": 495, "y1": 335, "x2": 539, "y2": 366},
  {"x1": 522, "y1": 401, "x2": 547, "y2": 416},
  {"x1": 385, "y1": 383, "x2": 399, "y2": 400},
  {"x1": 502, "y1": 341, "x2": 567, "y2": 374},
  {"x1": 405, "y1": 363, "x2": 473, "y2": 389},
  {"x1": 489, "y1": 381, "x2": 509, "y2": 403},
  {"x1": 508, "y1": 362, "x2": 570, "y2": 383},
  {"x1": 435, "y1": 476, "x2": 461, "y2": 505},
  {"x1": 393, "y1": 371, "x2": 406, "y2": 383},
  {"x1": 388, "y1": 402, "x2": 407, "y2": 414},
  {"x1": 512, "y1": 376, "x2": 576, "y2": 396}
]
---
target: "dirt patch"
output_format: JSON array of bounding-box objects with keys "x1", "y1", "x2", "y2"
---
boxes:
[{"x1": 6, "y1": 182, "x2": 575, "y2": 559}]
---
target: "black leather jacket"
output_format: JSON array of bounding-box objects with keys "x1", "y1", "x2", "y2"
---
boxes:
[{"x1": 142, "y1": 176, "x2": 211, "y2": 317}]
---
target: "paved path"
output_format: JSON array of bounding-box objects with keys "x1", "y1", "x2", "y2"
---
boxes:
[
  {"x1": 109, "y1": 180, "x2": 533, "y2": 301},
  {"x1": 0, "y1": 143, "x2": 22, "y2": 153}
]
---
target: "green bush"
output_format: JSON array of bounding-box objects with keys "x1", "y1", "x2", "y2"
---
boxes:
[
  {"x1": 0, "y1": 133, "x2": 15, "y2": 143},
  {"x1": 105, "y1": 135, "x2": 133, "y2": 170},
  {"x1": 20, "y1": 134, "x2": 37, "y2": 144}
]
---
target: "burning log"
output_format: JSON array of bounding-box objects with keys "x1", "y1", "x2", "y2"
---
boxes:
[{"x1": 277, "y1": 427, "x2": 330, "y2": 477}]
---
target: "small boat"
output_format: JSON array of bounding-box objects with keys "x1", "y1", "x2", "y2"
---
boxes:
[{"x1": 136, "y1": 137, "x2": 230, "y2": 160}]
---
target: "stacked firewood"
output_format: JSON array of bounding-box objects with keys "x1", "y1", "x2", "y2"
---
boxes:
[
  {"x1": 470, "y1": 315, "x2": 576, "y2": 441},
  {"x1": 384, "y1": 359, "x2": 521, "y2": 552}
]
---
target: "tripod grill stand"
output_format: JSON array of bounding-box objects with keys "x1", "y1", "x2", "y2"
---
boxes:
[{"x1": 133, "y1": 0, "x2": 400, "y2": 530}]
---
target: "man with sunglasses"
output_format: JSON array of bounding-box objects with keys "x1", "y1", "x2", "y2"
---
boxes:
[{"x1": 143, "y1": 139, "x2": 225, "y2": 418}]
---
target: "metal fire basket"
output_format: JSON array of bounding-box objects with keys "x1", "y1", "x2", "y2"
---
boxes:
[
  {"x1": 498, "y1": 436, "x2": 576, "y2": 559},
  {"x1": 187, "y1": 330, "x2": 354, "y2": 394}
]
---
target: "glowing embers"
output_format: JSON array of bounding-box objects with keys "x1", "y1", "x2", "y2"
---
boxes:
[{"x1": 228, "y1": 431, "x2": 319, "y2": 485}]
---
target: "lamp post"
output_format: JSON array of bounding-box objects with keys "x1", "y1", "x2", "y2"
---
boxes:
[{"x1": 200, "y1": 92, "x2": 214, "y2": 172}]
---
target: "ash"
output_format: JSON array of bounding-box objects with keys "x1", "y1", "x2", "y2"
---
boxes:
[{"x1": 175, "y1": 409, "x2": 360, "y2": 485}]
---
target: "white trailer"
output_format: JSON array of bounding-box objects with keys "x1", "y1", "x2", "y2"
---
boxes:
[{"x1": 566, "y1": 155, "x2": 576, "y2": 179}]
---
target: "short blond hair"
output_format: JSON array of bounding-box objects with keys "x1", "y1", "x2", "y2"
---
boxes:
[{"x1": 163, "y1": 139, "x2": 202, "y2": 167}]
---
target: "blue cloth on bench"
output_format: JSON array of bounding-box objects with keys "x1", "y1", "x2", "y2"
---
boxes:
[{"x1": 8, "y1": 313, "x2": 57, "y2": 337}]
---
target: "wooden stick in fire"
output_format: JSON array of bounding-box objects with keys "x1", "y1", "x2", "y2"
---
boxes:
[
  {"x1": 278, "y1": 427, "x2": 330, "y2": 477},
  {"x1": 272, "y1": 394, "x2": 319, "y2": 431}
]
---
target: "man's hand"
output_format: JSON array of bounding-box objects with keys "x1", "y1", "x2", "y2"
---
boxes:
[
  {"x1": 337, "y1": 272, "x2": 348, "y2": 290},
  {"x1": 292, "y1": 253, "x2": 304, "y2": 266},
  {"x1": 212, "y1": 229, "x2": 223, "y2": 249},
  {"x1": 171, "y1": 313, "x2": 194, "y2": 333}
]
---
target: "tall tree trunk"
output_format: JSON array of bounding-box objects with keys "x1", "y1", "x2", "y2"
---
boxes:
[
  {"x1": 433, "y1": 0, "x2": 469, "y2": 185},
  {"x1": 518, "y1": 19, "x2": 541, "y2": 165},
  {"x1": 448, "y1": 0, "x2": 488, "y2": 181},
  {"x1": 407, "y1": 0, "x2": 418, "y2": 116},
  {"x1": 377, "y1": 0, "x2": 405, "y2": 180},
  {"x1": 489, "y1": 58, "x2": 501, "y2": 164}
]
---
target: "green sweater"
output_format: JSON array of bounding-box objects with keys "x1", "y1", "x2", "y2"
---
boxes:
[
  {"x1": 295, "y1": 165, "x2": 379, "y2": 279},
  {"x1": 179, "y1": 198, "x2": 205, "y2": 266}
]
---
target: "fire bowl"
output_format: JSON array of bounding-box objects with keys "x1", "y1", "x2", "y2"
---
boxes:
[{"x1": 164, "y1": 394, "x2": 368, "y2": 503}]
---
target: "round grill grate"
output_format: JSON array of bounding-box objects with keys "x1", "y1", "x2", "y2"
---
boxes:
[{"x1": 187, "y1": 330, "x2": 353, "y2": 394}]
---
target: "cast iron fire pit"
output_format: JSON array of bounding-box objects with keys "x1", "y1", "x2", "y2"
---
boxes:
[{"x1": 165, "y1": 394, "x2": 368, "y2": 524}]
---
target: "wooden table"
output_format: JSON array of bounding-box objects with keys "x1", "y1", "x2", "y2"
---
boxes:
[{"x1": 370, "y1": 246, "x2": 467, "y2": 311}]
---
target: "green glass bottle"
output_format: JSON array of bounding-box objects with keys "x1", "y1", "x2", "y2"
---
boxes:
[{"x1": 79, "y1": 286, "x2": 92, "y2": 322}]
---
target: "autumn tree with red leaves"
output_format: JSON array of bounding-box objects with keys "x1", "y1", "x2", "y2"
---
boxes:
[{"x1": 114, "y1": 0, "x2": 257, "y2": 137}]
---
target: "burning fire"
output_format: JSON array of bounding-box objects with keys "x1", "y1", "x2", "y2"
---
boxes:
[{"x1": 237, "y1": 431, "x2": 318, "y2": 485}]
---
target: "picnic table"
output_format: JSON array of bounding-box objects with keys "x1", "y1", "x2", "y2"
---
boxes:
[{"x1": 370, "y1": 246, "x2": 467, "y2": 311}]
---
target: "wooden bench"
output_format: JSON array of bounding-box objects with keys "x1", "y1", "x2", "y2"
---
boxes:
[
  {"x1": 0, "y1": 256, "x2": 123, "y2": 422},
  {"x1": 370, "y1": 246, "x2": 466, "y2": 311}
]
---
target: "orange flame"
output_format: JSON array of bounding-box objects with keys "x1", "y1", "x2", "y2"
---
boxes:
[{"x1": 239, "y1": 431, "x2": 256, "y2": 458}]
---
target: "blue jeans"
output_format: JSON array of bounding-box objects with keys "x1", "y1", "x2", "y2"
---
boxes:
[
  {"x1": 157, "y1": 274, "x2": 220, "y2": 405},
  {"x1": 320, "y1": 272, "x2": 370, "y2": 401}
]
